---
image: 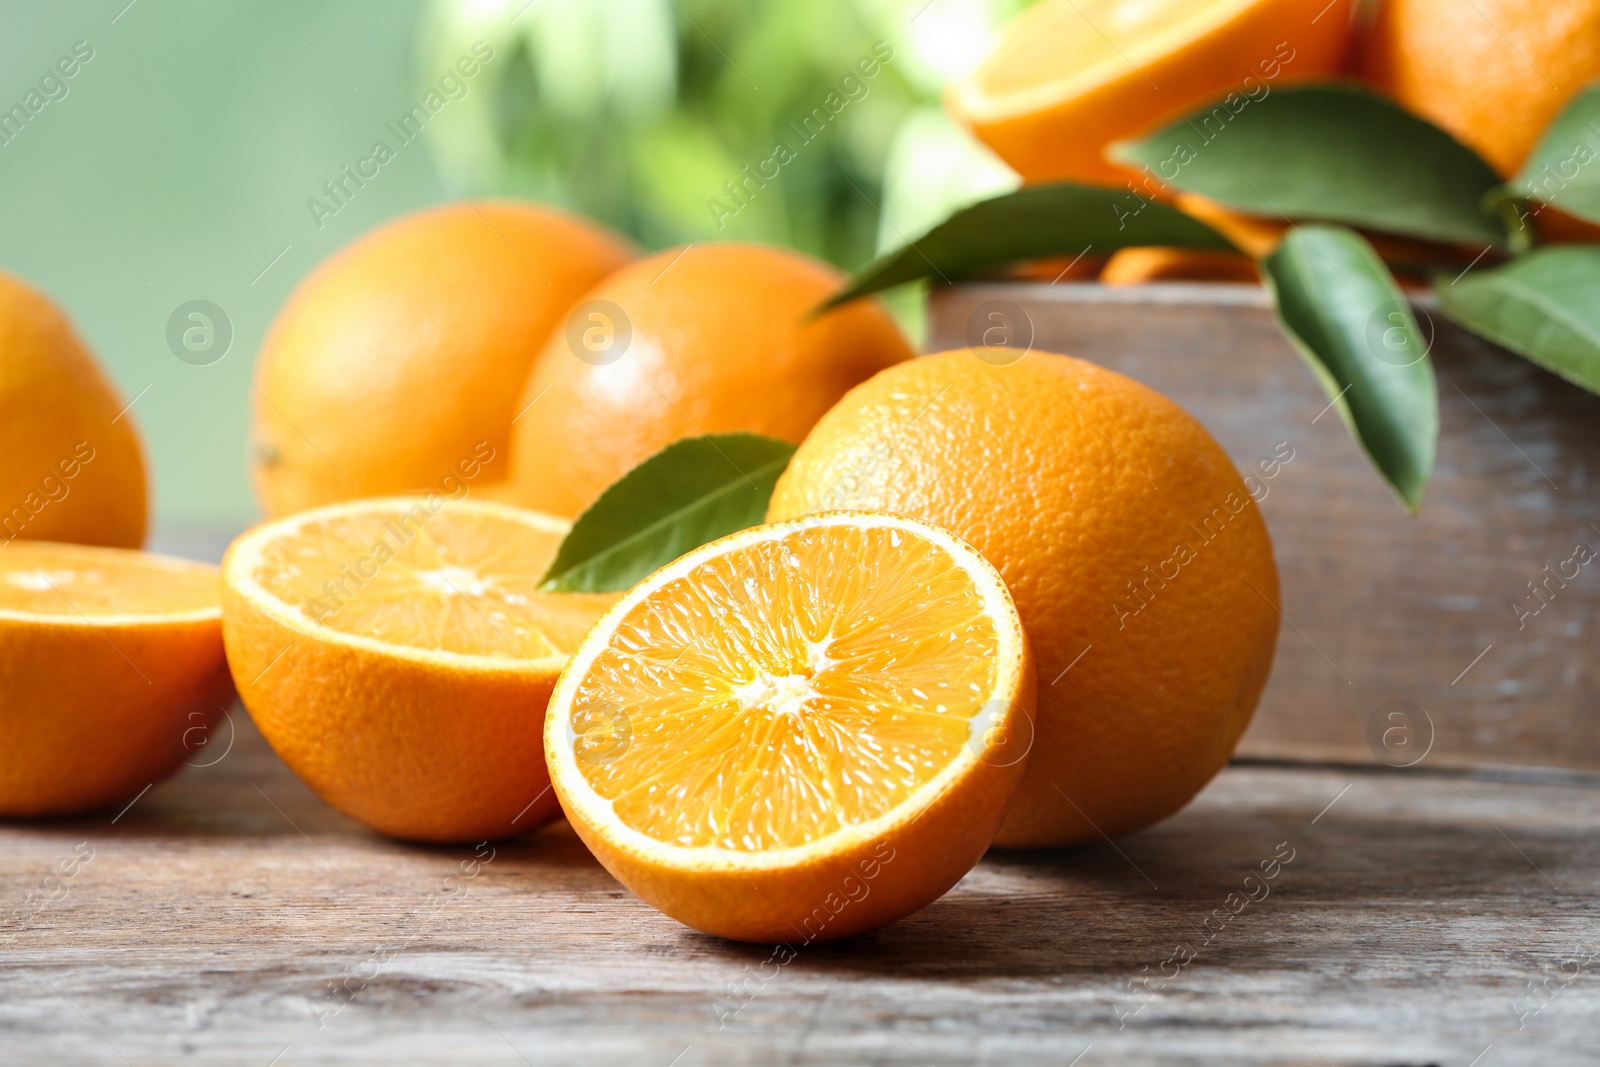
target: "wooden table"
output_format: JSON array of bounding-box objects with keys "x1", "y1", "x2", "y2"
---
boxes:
[{"x1": 4, "y1": 709, "x2": 1595, "y2": 1065}]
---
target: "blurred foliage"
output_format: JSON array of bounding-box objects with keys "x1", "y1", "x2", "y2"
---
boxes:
[{"x1": 418, "y1": 0, "x2": 1029, "y2": 271}]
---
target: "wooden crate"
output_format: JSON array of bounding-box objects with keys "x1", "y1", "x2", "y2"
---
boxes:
[{"x1": 929, "y1": 282, "x2": 1600, "y2": 775}]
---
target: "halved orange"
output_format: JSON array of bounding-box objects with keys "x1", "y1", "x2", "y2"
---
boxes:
[
  {"x1": 545, "y1": 513, "x2": 1036, "y2": 943},
  {"x1": 949, "y1": 0, "x2": 1355, "y2": 186},
  {"x1": 0, "y1": 542, "x2": 230, "y2": 816},
  {"x1": 222, "y1": 497, "x2": 616, "y2": 842}
]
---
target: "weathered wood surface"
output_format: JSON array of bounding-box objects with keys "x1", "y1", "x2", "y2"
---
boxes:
[
  {"x1": 930, "y1": 282, "x2": 1600, "y2": 774},
  {"x1": 3, "y1": 712, "x2": 1597, "y2": 1065}
]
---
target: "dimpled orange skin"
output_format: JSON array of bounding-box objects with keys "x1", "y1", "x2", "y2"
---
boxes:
[
  {"x1": 251, "y1": 200, "x2": 634, "y2": 518},
  {"x1": 949, "y1": 0, "x2": 1356, "y2": 188},
  {"x1": 768, "y1": 350, "x2": 1281, "y2": 847},
  {"x1": 221, "y1": 563, "x2": 568, "y2": 845},
  {"x1": 0, "y1": 273, "x2": 147, "y2": 548},
  {"x1": 504, "y1": 244, "x2": 914, "y2": 519},
  {"x1": 0, "y1": 616, "x2": 231, "y2": 816},
  {"x1": 1360, "y1": 0, "x2": 1600, "y2": 178}
]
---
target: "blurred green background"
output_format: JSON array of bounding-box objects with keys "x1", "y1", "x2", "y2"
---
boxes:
[{"x1": 0, "y1": 0, "x2": 1021, "y2": 540}]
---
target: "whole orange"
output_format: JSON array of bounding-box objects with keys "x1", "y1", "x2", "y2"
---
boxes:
[
  {"x1": 503, "y1": 243, "x2": 913, "y2": 519},
  {"x1": 949, "y1": 0, "x2": 1356, "y2": 187},
  {"x1": 768, "y1": 349, "x2": 1281, "y2": 847},
  {"x1": 0, "y1": 272, "x2": 147, "y2": 549},
  {"x1": 251, "y1": 200, "x2": 634, "y2": 518},
  {"x1": 1360, "y1": 0, "x2": 1600, "y2": 177}
]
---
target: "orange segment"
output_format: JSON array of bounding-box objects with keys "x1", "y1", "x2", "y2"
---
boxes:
[
  {"x1": 245, "y1": 503, "x2": 607, "y2": 660},
  {"x1": 0, "y1": 543, "x2": 217, "y2": 618},
  {"x1": 0, "y1": 542, "x2": 230, "y2": 816},
  {"x1": 223, "y1": 497, "x2": 615, "y2": 842},
  {"x1": 972, "y1": 0, "x2": 1273, "y2": 100},
  {"x1": 575, "y1": 523, "x2": 1001, "y2": 850},
  {"x1": 950, "y1": 0, "x2": 1355, "y2": 186},
  {"x1": 546, "y1": 513, "x2": 1035, "y2": 943}
]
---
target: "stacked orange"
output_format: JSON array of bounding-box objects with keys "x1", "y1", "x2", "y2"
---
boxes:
[
  {"x1": 1359, "y1": 0, "x2": 1600, "y2": 179},
  {"x1": 953, "y1": 0, "x2": 1600, "y2": 278},
  {"x1": 949, "y1": 0, "x2": 1357, "y2": 189},
  {"x1": 1360, "y1": 0, "x2": 1600, "y2": 244}
]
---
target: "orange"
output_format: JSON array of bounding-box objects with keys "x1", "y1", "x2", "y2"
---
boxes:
[
  {"x1": 995, "y1": 254, "x2": 1109, "y2": 283},
  {"x1": 545, "y1": 512, "x2": 1035, "y2": 942},
  {"x1": 1360, "y1": 0, "x2": 1600, "y2": 177},
  {"x1": 0, "y1": 542, "x2": 230, "y2": 816},
  {"x1": 768, "y1": 350, "x2": 1280, "y2": 848},
  {"x1": 504, "y1": 243, "x2": 913, "y2": 520},
  {"x1": 251, "y1": 200, "x2": 634, "y2": 518},
  {"x1": 222, "y1": 497, "x2": 616, "y2": 843},
  {"x1": 0, "y1": 272, "x2": 147, "y2": 549},
  {"x1": 1174, "y1": 193, "x2": 1289, "y2": 257},
  {"x1": 1535, "y1": 204, "x2": 1600, "y2": 244},
  {"x1": 949, "y1": 0, "x2": 1356, "y2": 187},
  {"x1": 1170, "y1": 193, "x2": 1487, "y2": 274},
  {"x1": 1101, "y1": 247, "x2": 1262, "y2": 283}
]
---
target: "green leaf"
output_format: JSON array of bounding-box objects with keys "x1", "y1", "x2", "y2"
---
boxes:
[
  {"x1": 1436, "y1": 245, "x2": 1600, "y2": 395},
  {"x1": 1115, "y1": 84, "x2": 1507, "y2": 248},
  {"x1": 539, "y1": 433, "x2": 795, "y2": 593},
  {"x1": 826, "y1": 182, "x2": 1234, "y2": 307},
  {"x1": 1262, "y1": 225, "x2": 1438, "y2": 511},
  {"x1": 1509, "y1": 83, "x2": 1600, "y2": 226}
]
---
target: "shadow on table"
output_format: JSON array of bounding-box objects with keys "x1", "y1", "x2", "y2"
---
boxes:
[{"x1": 678, "y1": 785, "x2": 1583, "y2": 980}]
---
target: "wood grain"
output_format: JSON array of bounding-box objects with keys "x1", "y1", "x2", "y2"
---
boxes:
[
  {"x1": 3, "y1": 712, "x2": 1596, "y2": 1065},
  {"x1": 929, "y1": 282, "x2": 1600, "y2": 774}
]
